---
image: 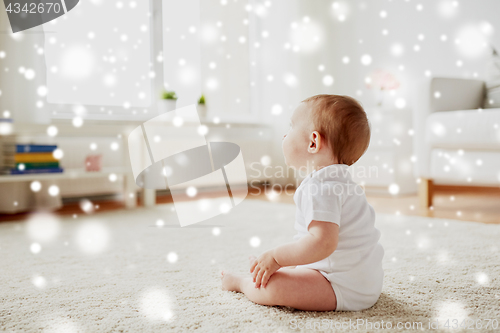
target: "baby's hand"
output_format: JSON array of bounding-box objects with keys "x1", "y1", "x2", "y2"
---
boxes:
[{"x1": 250, "y1": 250, "x2": 281, "y2": 288}]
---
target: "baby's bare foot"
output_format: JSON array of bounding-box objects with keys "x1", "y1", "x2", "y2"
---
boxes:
[{"x1": 221, "y1": 271, "x2": 243, "y2": 292}]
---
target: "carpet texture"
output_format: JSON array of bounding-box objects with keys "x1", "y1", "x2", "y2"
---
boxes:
[{"x1": 1, "y1": 200, "x2": 499, "y2": 332}]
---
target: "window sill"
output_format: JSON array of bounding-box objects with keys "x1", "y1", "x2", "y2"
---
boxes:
[{"x1": 49, "y1": 115, "x2": 268, "y2": 128}]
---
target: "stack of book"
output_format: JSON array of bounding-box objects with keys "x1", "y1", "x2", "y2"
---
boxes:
[
  {"x1": 13, "y1": 144, "x2": 64, "y2": 174},
  {"x1": 0, "y1": 135, "x2": 16, "y2": 175}
]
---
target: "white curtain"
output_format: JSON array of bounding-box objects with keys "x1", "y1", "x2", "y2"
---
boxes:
[{"x1": 0, "y1": 7, "x2": 50, "y2": 124}]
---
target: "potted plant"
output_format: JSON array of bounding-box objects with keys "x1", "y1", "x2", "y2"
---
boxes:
[
  {"x1": 197, "y1": 94, "x2": 207, "y2": 120},
  {"x1": 159, "y1": 90, "x2": 177, "y2": 114}
]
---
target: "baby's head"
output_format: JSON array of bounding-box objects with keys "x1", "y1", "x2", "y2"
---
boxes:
[{"x1": 282, "y1": 94, "x2": 370, "y2": 171}]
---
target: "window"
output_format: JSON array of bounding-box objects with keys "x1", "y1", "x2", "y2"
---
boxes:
[
  {"x1": 45, "y1": 0, "x2": 157, "y2": 120},
  {"x1": 47, "y1": 0, "x2": 259, "y2": 123}
]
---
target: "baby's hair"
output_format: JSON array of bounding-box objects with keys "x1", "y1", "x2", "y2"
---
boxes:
[{"x1": 301, "y1": 94, "x2": 371, "y2": 166}]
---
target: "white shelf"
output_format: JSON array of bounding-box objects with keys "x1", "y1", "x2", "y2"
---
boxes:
[{"x1": 0, "y1": 167, "x2": 129, "y2": 183}]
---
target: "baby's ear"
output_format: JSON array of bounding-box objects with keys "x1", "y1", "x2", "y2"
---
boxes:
[{"x1": 307, "y1": 131, "x2": 321, "y2": 153}]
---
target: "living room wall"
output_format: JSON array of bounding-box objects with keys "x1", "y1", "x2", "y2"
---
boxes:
[
  {"x1": 322, "y1": 0, "x2": 500, "y2": 109},
  {"x1": 242, "y1": 0, "x2": 500, "y2": 187}
]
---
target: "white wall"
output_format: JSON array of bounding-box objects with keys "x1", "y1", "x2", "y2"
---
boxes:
[
  {"x1": 327, "y1": 0, "x2": 500, "y2": 108},
  {"x1": 250, "y1": 0, "x2": 345, "y2": 186}
]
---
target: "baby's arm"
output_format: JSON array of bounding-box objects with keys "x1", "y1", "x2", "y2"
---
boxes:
[
  {"x1": 251, "y1": 221, "x2": 339, "y2": 288},
  {"x1": 274, "y1": 221, "x2": 339, "y2": 266}
]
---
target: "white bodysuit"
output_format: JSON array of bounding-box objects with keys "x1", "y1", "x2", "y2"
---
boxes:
[{"x1": 293, "y1": 164, "x2": 384, "y2": 311}]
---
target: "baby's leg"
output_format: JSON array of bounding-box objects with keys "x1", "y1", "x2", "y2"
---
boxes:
[{"x1": 221, "y1": 268, "x2": 336, "y2": 311}]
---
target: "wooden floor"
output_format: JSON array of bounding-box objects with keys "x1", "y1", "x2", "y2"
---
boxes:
[{"x1": 1, "y1": 186, "x2": 499, "y2": 224}]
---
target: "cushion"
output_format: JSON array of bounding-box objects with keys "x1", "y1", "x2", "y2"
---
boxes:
[{"x1": 425, "y1": 108, "x2": 500, "y2": 150}]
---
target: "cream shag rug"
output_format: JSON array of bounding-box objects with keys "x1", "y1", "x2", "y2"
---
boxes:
[{"x1": 1, "y1": 200, "x2": 499, "y2": 333}]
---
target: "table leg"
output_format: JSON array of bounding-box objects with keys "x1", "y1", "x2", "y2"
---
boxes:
[{"x1": 142, "y1": 188, "x2": 156, "y2": 207}]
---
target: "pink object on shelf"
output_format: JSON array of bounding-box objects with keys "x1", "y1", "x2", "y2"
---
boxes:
[
  {"x1": 366, "y1": 69, "x2": 400, "y2": 91},
  {"x1": 85, "y1": 154, "x2": 102, "y2": 172}
]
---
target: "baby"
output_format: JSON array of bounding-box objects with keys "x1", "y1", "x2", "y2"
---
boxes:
[{"x1": 221, "y1": 94, "x2": 384, "y2": 312}]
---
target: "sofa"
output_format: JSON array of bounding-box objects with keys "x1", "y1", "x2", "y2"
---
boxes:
[{"x1": 413, "y1": 77, "x2": 500, "y2": 208}]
